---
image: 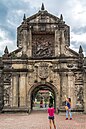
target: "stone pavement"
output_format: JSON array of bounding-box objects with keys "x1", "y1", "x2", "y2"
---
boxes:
[{"x1": 0, "y1": 111, "x2": 86, "y2": 129}]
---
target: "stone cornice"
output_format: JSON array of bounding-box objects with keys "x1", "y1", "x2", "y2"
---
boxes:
[{"x1": 3, "y1": 68, "x2": 28, "y2": 72}]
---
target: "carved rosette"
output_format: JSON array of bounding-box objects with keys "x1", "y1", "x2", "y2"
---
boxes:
[{"x1": 39, "y1": 62, "x2": 49, "y2": 79}]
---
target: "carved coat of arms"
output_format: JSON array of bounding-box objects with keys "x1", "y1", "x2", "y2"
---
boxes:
[{"x1": 39, "y1": 62, "x2": 49, "y2": 79}]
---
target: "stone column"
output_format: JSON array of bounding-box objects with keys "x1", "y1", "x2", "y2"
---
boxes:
[
  {"x1": 0, "y1": 62, "x2": 4, "y2": 111},
  {"x1": 59, "y1": 72, "x2": 62, "y2": 106},
  {"x1": 59, "y1": 72, "x2": 68, "y2": 106},
  {"x1": 12, "y1": 74, "x2": 19, "y2": 107},
  {"x1": 49, "y1": 66, "x2": 53, "y2": 82},
  {"x1": 19, "y1": 73, "x2": 27, "y2": 107},
  {"x1": 34, "y1": 66, "x2": 38, "y2": 82},
  {"x1": 83, "y1": 70, "x2": 86, "y2": 113},
  {"x1": 27, "y1": 28, "x2": 32, "y2": 57},
  {"x1": 22, "y1": 29, "x2": 27, "y2": 55},
  {"x1": 60, "y1": 30, "x2": 66, "y2": 55},
  {"x1": 55, "y1": 28, "x2": 66, "y2": 57},
  {"x1": 56, "y1": 94, "x2": 60, "y2": 113},
  {"x1": 68, "y1": 71, "x2": 75, "y2": 108},
  {"x1": 55, "y1": 29, "x2": 60, "y2": 56},
  {"x1": 61, "y1": 72, "x2": 68, "y2": 101}
]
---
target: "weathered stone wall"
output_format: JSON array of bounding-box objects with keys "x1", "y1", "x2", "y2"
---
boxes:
[
  {"x1": 0, "y1": 59, "x2": 4, "y2": 111},
  {"x1": 1, "y1": 7, "x2": 85, "y2": 113},
  {"x1": 83, "y1": 69, "x2": 86, "y2": 113},
  {"x1": 2, "y1": 57, "x2": 85, "y2": 112}
]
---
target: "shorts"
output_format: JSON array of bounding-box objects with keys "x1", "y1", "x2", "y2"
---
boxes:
[{"x1": 48, "y1": 116, "x2": 54, "y2": 120}]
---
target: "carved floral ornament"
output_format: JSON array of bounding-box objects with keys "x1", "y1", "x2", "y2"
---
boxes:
[{"x1": 38, "y1": 62, "x2": 49, "y2": 79}]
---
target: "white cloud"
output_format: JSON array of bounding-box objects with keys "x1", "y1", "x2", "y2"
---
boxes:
[
  {"x1": 0, "y1": 29, "x2": 17, "y2": 55},
  {"x1": 71, "y1": 32, "x2": 86, "y2": 43},
  {"x1": 70, "y1": 31, "x2": 86, "y2": 56},
  {"x1": 0, "y1": 29, "x2": 5, "y2": 39}
]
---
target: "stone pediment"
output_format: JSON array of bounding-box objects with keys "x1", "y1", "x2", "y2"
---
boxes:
[
  {"x1": 64, "y1": 46, "x2": 79, "y2": 57},
  {"x1": 21, "y1": 8, "x2": 68, "y2": 30},
  {"x1": 26, "y1": 10, "x2": 60, "y2": 24},
  {"x1": 4, "y1": 48, "x2": 22, "y2": 58}
]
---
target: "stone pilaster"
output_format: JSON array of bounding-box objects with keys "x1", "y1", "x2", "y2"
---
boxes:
[
  {"x1": 83, "y1": 70, "x2": 86, "y2": 113},
  {"x1": 56, "y1": 94, "x2": 60, "y2": 113},
  {"x1": 12, "y1": 74, "x2": 19, "y2": 107},
  {"x1": 22, "y1": 29, "x2": 27, "y2": 55},
  {"x1": 34, "y1": 66, "x2": 38, "y2": 82},
  {"x1": 27, "y1": 28, "x2": 32, "y2": 57},
  {"x1": 61, "y1": 72, "x2": 68, "y2": 101},
  {"x1": 59, "y1": 72, "x2": 62, "y2": 106},
  {"x1": 55, "y1": 29, "x2": 66, "y2": 57},
  {"x1": 68, "y1": 71, "x2": 75, "y2": 108},
  {"x1": 49, "y1": 66, "x2": 53, "y2": 82},
  {"x1": 55, "y1": 29, "x2": 60, "y2": 56},
  {"x1": 19, "y1": 73, "x2": 27, "y2": 107},
  {"x1": 59, "y1": 72, "x2": 68, "y2": 106},
  {"x1": 0, "y1": 61, "x2": 4, "y2": 111},
  {"x1": 60, "y1": 30, "x2": 66, "y2": 55}
]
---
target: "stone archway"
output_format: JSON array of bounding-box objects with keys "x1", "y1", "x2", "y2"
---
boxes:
[{"x1": 28, "y1": 82, "x2": 58, "y2": 113}]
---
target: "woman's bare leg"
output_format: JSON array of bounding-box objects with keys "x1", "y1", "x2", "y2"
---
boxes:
[
  {"x1": 49, "y1": 120, "x2": 52, "y2": 129},
  {"x1": 52, "y1": 120, "x2": 56, "y2": 129}
]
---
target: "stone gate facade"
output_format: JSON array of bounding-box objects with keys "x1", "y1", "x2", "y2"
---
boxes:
[{"x1": 0, "y1": 4, "x2": 86, "y2": 113}]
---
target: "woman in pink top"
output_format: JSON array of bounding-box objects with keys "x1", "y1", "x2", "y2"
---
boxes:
[{"x1": 48, "y1": 104, "x2": 56, "y2": 129}]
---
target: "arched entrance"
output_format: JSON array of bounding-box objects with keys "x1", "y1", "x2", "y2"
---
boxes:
[{"x1": 28, "y1": 82, "x2": 58, "y2": 113}]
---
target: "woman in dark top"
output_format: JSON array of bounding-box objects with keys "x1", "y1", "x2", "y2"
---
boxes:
[{"x1": 65, "y1": 96, "x2": 72, "y2": 120}]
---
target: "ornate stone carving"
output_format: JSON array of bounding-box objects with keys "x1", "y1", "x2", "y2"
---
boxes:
[
  {"x1": 39, "y1": 62, "x2": 49, "y2": 79},
  {"x1": 3, "y1": 73, "x2": 11, "y2": 106},
  {"x1": 67, "y1": 64, "x2": 73, "y2": 68},
  {"x1": 75, "y1": 73, "x2": 83, "y2": 82},
  {"x1": 32, "y1": 34, "x2": 54, "y2": 58},
  {"x1": 74, "y1": 73, "x2": 83, "y2": 107},
  {"x1": 75, "y1": 85, "x2": 83, "y2": 108},
  {"x1": 4, "y1": 73, "x2": 11, "y2": 84},
  {"x1": 4, "y1": 86, "x2": 11, "y2": 106}
]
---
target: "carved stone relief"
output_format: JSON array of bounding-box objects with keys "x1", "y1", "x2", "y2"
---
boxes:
[
  {"x1": 75, "y1": 84, "x2": 83, "y2": 108},
  {"x1": 75, "y1": 73, "x2": 83, "y2": 92},
  {"x1": 4, "y1": 86, "x2": 11, "y2": 106},
  {"x1": 74, "y1": 72, "x2": 83, "y2": 108},
  {"x1": 75, "y1": 73, "x2": 83, "y2": 81},
  {"x1": 4, "y1": 73, "x2": 11, "y2": 106},
  {"x1": 28, "y1": 73, "x2": 33, "y2": 84},
  {"x1": 38, "y1": 62, "x2": 49, "y2": 79},
  {"x1": 32, "y1": 34, "x2": 54, "y2": 58},
  {"x1": 4, "y1": 73, "x2": 11, "y2": 84}
]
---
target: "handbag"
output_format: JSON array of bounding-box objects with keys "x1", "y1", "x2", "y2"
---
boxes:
[{"x1": 65, "y1": 106, "x2": 68, "y2": 110}]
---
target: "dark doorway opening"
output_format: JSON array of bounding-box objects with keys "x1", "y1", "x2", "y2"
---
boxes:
[{"x1": 31, "y1": 84, "x2": 56, "y2": 111}]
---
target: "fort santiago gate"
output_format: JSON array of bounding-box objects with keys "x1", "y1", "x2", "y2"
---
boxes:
[{"x1": 0, "y1": 4, "x2": 86, "y2": 113}]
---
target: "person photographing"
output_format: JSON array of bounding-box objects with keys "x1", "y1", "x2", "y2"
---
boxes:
[{"x1": 65, "y1": 95, "x2": 72, "y2": 120}]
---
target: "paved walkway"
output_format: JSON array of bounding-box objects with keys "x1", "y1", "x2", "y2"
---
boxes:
[{"x1": 0, "y1": 111, "x2": 86, "y2": 129}]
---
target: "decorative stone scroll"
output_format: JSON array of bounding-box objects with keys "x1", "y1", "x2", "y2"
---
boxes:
[
  {"x1": 75, "y1": 73, "x2": 83, "y2": 82},
  {"x1": 39, "y1": 62, "x2": 49, "y2": 79},
  {"x1": 4, "y1": 73, "x2": 11, "y2": 84}
]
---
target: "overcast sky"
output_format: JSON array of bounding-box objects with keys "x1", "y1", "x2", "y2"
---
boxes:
[{"x1": 0, "y1": 0, "x2": 86, "y2": 56}]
